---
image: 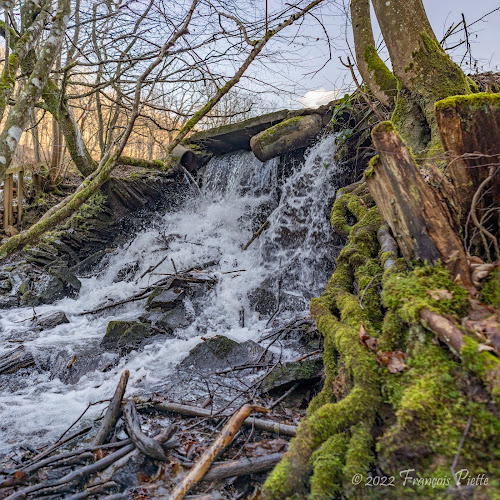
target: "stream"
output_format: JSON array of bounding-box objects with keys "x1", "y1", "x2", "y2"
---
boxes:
[{"x1": 0, "y1": 134, "x2": 345, "y2": 456}]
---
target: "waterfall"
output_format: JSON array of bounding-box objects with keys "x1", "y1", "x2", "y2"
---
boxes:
[{"x1": 0, "y1": 134, "x2": 345, "y2": 454}]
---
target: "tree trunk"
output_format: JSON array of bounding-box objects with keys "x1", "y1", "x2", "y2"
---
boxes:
[
  {"x1": 350, "y1": 0, "x2": 396, "y2": 107},
  {"x1": 0, "y1": 0, "x2": 70, "y2": 181},
  {"x1": 367, "y1": 121, "x2": 472, "y2": 288},
  {"x1": 435, "y1": 93, "x2": 500, "y2": 231},
  {"x1": 369, "y1": 0, "x2": 473, "y2": 151}
]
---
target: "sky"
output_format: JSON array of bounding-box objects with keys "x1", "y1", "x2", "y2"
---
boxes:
[{"x1": 263, "y1": 0, "x2": 500, "y2": 109}]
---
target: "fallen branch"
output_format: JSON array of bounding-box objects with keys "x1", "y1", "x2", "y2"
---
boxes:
[
  {"x1": 168, "y1": 404, "x2": 269, "y2": 499},
  {"x1": 242, "y1": 220, "x2": 269, "y2": 251},
  {"x1": 202, "y1": 452, "x2": 284, "y2": 482},
  {"x1": 92, "y1": 370, "x2": 129, "y2": 447},
  {"x1": 98, "y1": 424, "x2": 178, "y2": 483},
  {"x1": 134, "y1": 398, "x2": 297, "y2": 437},
  {"x1": 123, "y1": 400, "x2": 177, "y2": 460},
  {"x1": 5, "y1": 443, "x2": 135, "y2": 500}
]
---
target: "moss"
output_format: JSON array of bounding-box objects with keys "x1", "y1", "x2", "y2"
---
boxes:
[
  {"x1": 364, "y1": 45, "x2": 398, "y2": 100},
  {"x1": 254, "y1": 116, "x2": 306, "y2": 148},
  {"x1": 363, "y1": 155, "x2": 379, "y2": 179},
  {"x1": 382, "y1": 263, "x2": 468, "y2": 323},
  {"x1": 481, "y1": 267, "x2": 500, "y2": 308},
  {"x1": 434, "y1": 92, "x2": 500, "y2": 112},
  {"x1": 309, "y1": 433, "x2": 349, "y2": 498}
]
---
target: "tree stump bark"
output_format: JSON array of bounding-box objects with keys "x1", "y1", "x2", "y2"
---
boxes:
[
  {"x1": 367, "y1": 121, "x2": 472, "y2": 287},
  {"x1": 435, "y1": 93, "x2": 500, "y2": 228}
]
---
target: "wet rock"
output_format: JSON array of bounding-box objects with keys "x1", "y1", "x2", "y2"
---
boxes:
[
  {"x1": 50, "y1": 348, "x2": 119, "y2": 384},
  {"x1": 34, "y1": 311, "x2": 69, "y2": 331},
  {"x1": 101, "y1": 320, "x2": 162, "y2": 353},
  {"x1": 146, "y1": 288, "x2": 184, "y2": 311},
  {"x1": 0, "y1": 295, "x2": 18, "y2": 309},
  {"x1": 0, "y1": 279, "x2": 12, "y2": 292},
  {"x1": 140, "y1": 302, "x2": 189, "y2": 331},
  {"x1": 262, "y1": 354, "x2": 323, "y2": 392},
  {"x1": 249, "y1": 277, "x2": 278, "y2": 316},
  {"x1": 180, "y1": 335, "x2": 270, "y2": 371},
  {"x1": 19, "y1": 265, "x2": 81, "y2": 307}
]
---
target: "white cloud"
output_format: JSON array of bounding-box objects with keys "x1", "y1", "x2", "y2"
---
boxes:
[{"x1": 297, "y1": 89, "x2": 341, "y2": 108}]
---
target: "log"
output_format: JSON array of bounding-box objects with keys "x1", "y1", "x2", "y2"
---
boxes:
[
  {"x1": 91, "y1": 370, "x2": 129, "y2": 447},
  {"x1": 435, "y1": 93, "x2": 500, "y2": 226},
  {"x1": 133, "y1": 397, "x2": 297, "y2": 436},
  {"x1": 250, "y1": 114, "x2": 324, "y2": 162},
  {"x1": 123, "y1": 400, "x2": 176, "y2": 460},
  {"x1": 367, "y1": 121, "x2": 472, "y2": 288},
  {"x1": 0, "y1": 346, "x2": 35, "y2": 375},
  {"x1": 168, "y1": 404, "x2": 269, "y2": 500},
  {"x1": 202, "y1": 452, "x2": 284, "y2": 482}
]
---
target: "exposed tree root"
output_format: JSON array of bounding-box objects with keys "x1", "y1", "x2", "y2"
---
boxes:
[{"x1": 263, "y1": 182, "x2": 500, "y2": 499}]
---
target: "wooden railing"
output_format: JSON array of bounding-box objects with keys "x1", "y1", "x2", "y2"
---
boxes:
[{"x1": 2, "y1": 166, "x2": 24, "y2": 230}]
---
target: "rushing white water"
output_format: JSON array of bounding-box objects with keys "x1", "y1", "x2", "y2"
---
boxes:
[{"x1": 0, "y1": 135, "x2": 344, "y2": 455}]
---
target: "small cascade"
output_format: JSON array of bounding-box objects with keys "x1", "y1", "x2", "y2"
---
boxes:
[{"x1": 0, "y1": 134, "x2": 345, "y2": 454}]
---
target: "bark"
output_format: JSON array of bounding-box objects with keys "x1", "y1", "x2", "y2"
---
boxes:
[
  {"x1": 350, "y1": 0, "x2": 396, "y2": 107},
  {"x1": 202, "y1": 453, "x2": 284, "y2": 482},
  {"x1": 0, "y1": 0, "x2": 70, "y2": 181},
  {"x1": 0, "y1": 0, "x2": 50, "y2": 122},
  {"x1": 435, "y1": 94, "x2": 500, "y2": 228},
  {"x1": 91, "y1": 370, "x2": 129, "y2": 447},
  {"x1": 367, "y1": 122, "x2": 472, "y2": 288},
  {"x1": 367, "y1": 0, "x2": 472, "y2": 150},
  {"x1": 42, "y1": 79, "x2": 97, "y2": 177}
]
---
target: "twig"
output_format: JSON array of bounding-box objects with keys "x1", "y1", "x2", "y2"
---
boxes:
[
  {"x1": 292, "y1": 351, "x2": 322, "y2": 363},
  {"x1": 268, "y1": 383, "x2": 299, "y2": 410},
  {"x1": 242, "y1": 220, "x2": 269, "y2": 251},
  {"x1": 168, "y1": 404, "x2": 269, "y2": 499},
  {"x1": 359, "y1": 273, "x2": 382, "y2": 310},
  {"x1": 92, "y1": 370, "x2": 129, "y2": 447},
  {"x1": 133, "y1": 397, "x2": 297, "y2": 436}
]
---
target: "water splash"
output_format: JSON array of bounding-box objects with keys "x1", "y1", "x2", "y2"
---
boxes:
[{"x1": 0, "y1": 134, "x2": 344, "y2": 454}]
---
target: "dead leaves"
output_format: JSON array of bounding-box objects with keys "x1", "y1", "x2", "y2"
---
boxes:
[
  {"x1": 376, "y1": 350, "x2": 408, "y2": 374},
  {"x1": 358, "y1": 323, "x2": 408, "y2": 374},
  {"x1": 427, "y1": 289, "x2": 454, "y2": 301},
  {"x1": 463, "y1": 314, "x2": 500, "y2": 356},
  {"x1": 467, "y1": 255, "x2": 496, "y2": 288},
  {"x1": 358, "y1": 322, "x2": 378, "y2": 351}
]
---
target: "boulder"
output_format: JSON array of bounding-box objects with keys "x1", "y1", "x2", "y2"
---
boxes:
[
  {"x1": 50, "y1": 348, "x2": 119, "y2": 384},
  {"x1": 100, "y1": 320, "x2": 175, "y2": 354},
  {"x1": 146, "y1": 288, "x2": 184, "y2": 311},
  {"x1": 261, "y1": 354, "x2": 323, "y2": 392},
  {"x1": 180, "y1": 335, "x2": 271, "y2": 372},
  {"x1": 250, "y1": 114, "x2": 324, "y2": 162}
]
